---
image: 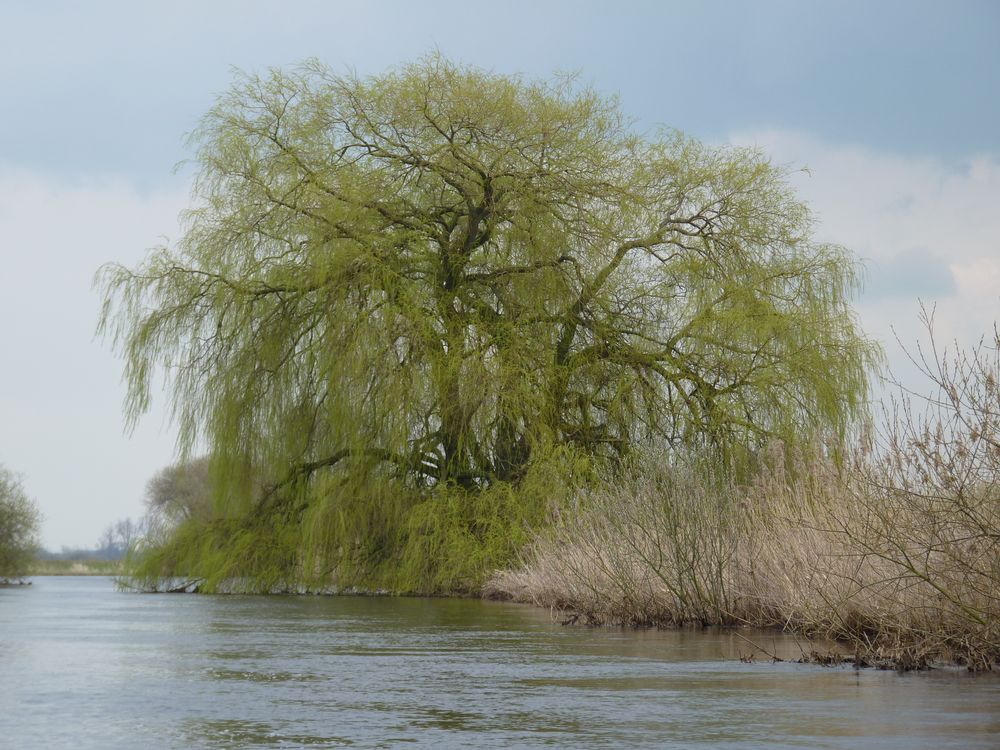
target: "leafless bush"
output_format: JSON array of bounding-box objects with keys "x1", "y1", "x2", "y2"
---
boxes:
[{"x1": 839, "y1": 308, "x2": 1000, "y2": 669}]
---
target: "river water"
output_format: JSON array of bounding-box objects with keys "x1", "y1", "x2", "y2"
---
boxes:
[{"x1": 1, "y1": 576, "x2": 997, "y2": 748}]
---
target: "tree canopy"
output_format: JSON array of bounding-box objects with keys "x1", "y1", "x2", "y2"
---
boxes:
[
  {"x1": 0, "y1": 465, "x2": 41, "y2": 581},
  {"x1": 145, "y1": 457, "x2": 214, "y2": 525},
  {"x1": 99, "y1": 56, "x2": 878, "y2": 592}
]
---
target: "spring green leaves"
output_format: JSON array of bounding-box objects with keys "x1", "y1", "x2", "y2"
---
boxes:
[
  {"x1": 98, "y1": 56, "x2": 878, "y2": 591},
  {"x1": 0, "y1": 466, "x2": 40, "y2": 581}
]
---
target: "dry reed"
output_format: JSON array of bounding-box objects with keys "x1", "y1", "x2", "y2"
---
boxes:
[
  {"x1": 490, "y1": 311, "x2": 1000, "y2": 670},
  {"x1": 487, "y1": 447, "x2": 998, "y2": 669}
]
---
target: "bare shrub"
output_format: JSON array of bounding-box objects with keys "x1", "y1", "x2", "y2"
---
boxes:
[{"x1": 837, "y1": 309, "x2": 1000, "y2": 669}]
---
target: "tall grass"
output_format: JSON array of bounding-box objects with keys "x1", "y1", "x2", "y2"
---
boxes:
[
  {"x1": 488, "y1": 448, "x2": 998, "y2": 669},
  {"x1": 489, "y1": 314, "x2": 1000, "y2": 670}
]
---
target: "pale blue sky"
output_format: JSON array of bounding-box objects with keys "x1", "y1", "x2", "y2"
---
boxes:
[
  {"x1": 2, "y1": 0, "x2": 998, "y2": 181},
  {"x1": 1, "y1": 1, "x2": 998, "y2": 548}
]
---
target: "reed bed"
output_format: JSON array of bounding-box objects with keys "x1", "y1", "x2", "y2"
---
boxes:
[{"x1": 488, "y1": 447, "x2": 999, "y2": 670}]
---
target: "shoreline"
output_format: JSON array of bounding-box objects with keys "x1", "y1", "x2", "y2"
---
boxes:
[
  {"x1": 25, "y1": 560, "x2": 122, "y2": 576},
  {"x1": 22, "y1": 571, "x2": 989, "y2": 673}
]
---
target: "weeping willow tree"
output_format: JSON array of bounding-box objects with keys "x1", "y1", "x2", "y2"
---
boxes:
[{"x1": 99, "y1": 55, "x2": 878, "y2": 593}]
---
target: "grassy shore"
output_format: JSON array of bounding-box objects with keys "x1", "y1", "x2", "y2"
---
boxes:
[{"x1": 26, "y1": 558, "x2": 123, "y2": 576}]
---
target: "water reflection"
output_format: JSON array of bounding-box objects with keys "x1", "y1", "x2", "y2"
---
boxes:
[{"x1": 1, "y1": 577, "x2": 998, "y2": 749}]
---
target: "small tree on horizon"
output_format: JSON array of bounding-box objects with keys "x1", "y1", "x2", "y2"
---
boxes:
[{"x1": 0, "y1": 465, "x2": 41, "y2": 582}]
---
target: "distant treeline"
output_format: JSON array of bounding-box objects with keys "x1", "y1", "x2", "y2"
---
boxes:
[
  {"x1": 37, "y1": 516, "x2": 146, "y2": 563},
  {"x1": 35, "y1": 547, "x2": 124, "y2": 562}
]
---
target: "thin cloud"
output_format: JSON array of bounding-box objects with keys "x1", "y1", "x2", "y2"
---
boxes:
[
  {"x1": 729, "y1": 130, "x2": 1000, "y2": 362},
  {"x1": 865, "y1": 248, "x2": 957, "y2": 301}
]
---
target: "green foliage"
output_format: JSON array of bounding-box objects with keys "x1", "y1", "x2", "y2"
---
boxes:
[
  {"x1": 0, "y1": 465, "x2": 41, "y2": 581},
  {"x1": 145, "y1": 456, "x2": 214, "y2": 525},
  {"x1": 100, "y1": 55, "x2": 878, "y2": 593},
  {"x1": 127, "y1": 449, "x2": 585, "y2": 594}
]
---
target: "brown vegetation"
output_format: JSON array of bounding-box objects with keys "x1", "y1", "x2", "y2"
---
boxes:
[{"x1": 488, "y1": 313, "x2": 1000, "y2": 671}]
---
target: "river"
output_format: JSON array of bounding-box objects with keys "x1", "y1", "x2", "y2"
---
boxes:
[{"x1": 1, "y1": 576, "x2": 997, "y2": 748}]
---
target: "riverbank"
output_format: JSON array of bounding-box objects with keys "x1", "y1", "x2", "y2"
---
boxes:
[
  {"x1": 26, "y1": 559, "x2": 122, "y2": 576},
  {"x1": 485, "y1": 452, "x2": 1000, "y2": 673}
]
